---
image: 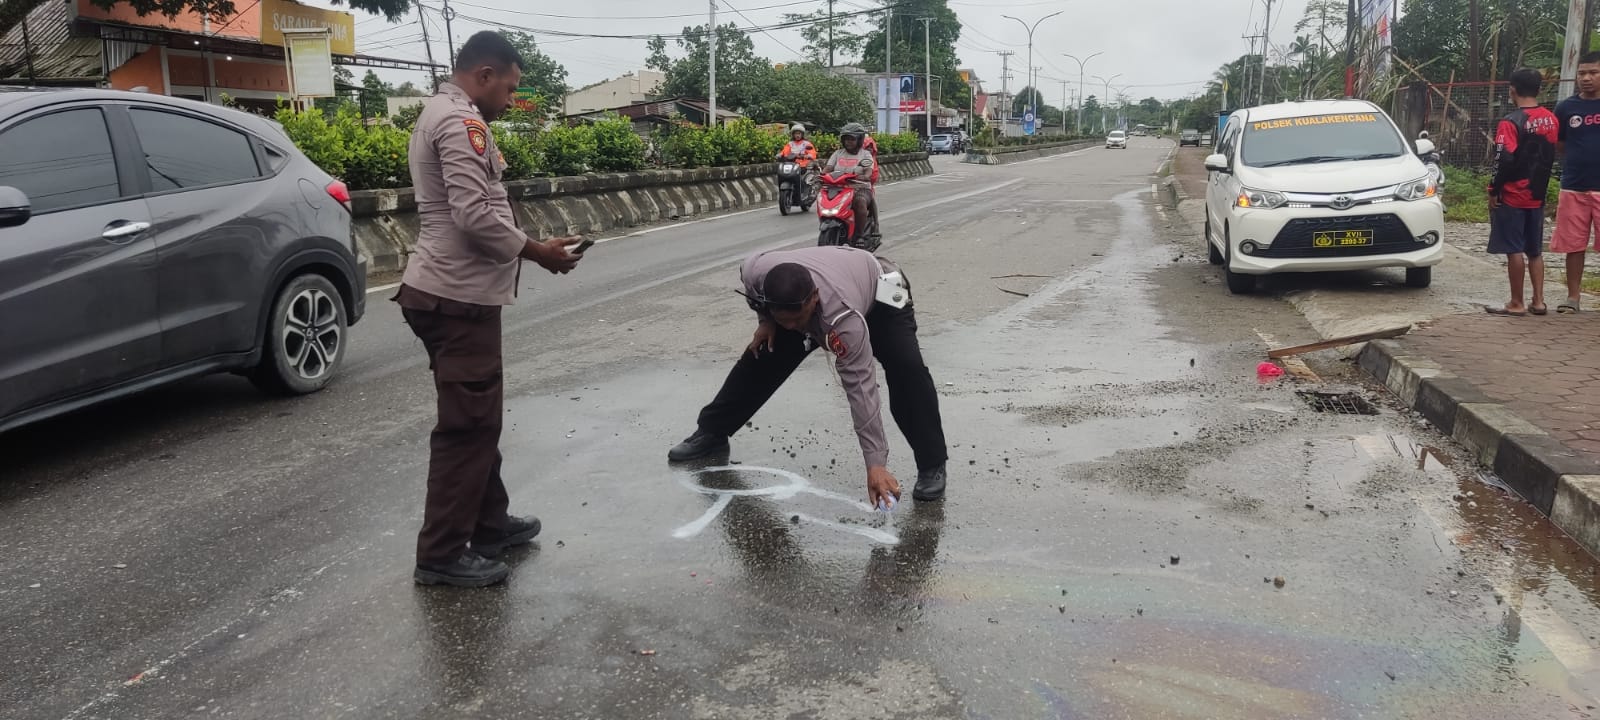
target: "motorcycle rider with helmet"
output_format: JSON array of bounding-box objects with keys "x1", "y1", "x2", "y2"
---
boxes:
[
  {"x1": 777, "y1": 124, "x2": 817, "y2": 169},
  {"x1": 816, "y1": 122, "x2": 880, "y2": 243}
]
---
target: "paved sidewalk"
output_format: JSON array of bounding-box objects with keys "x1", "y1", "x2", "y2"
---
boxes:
[{"x1": 1405, "y1": 312, "x2": 1600, "y2": 461}]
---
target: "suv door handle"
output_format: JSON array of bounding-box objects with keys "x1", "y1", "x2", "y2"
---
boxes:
[{"x1": 102, "y1": 221, "x2": 151, "y2": 241}]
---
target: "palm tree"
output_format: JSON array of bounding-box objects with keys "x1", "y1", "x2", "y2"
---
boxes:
[{"x1": 1289, "y1": 36, "x2": 1316, "y2": 100}]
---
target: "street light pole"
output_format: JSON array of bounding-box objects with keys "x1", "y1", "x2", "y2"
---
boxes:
[
  {"x1": 1092, "y1": 72, "x2": 1122, "y2": 133},
  {"x1": 1002, "y1": 11, "x2": 1062, "y2": 135},
  {"x1": 1063, "y1": 51, "x2": 1103, "y2": 136}
]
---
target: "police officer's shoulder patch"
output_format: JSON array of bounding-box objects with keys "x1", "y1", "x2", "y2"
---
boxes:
[
  {"x1": 463, "y1": 118, "x2": 489, "y2": 156},
  {"x1": 827, "y1": 330, "x2": 848, "y2": 358}
]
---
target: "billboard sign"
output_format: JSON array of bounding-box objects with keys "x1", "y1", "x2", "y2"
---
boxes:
[
  {"x1": 262, "y1": 0, "x2": 356, "y2": 55},
  {"x1": 900, "y1": 99, "x2": 926, "y2": 113}
]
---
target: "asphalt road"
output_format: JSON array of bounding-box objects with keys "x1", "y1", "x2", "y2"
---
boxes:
[{"x1": 4, "y1": 141, "x2": 1599, "y2": 720}]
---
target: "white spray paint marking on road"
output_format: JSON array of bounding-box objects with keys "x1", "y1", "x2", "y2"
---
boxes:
[{"x1": 673, "y1": 465, "x2": 899, "y2": 545}]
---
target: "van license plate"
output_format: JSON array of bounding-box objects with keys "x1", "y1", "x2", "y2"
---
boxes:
[{"x1": 1312, "y1": 229, "x2": 1373, "y2": 247}]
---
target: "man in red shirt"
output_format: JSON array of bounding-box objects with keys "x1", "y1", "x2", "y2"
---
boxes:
[{"x1": 1486, "y1": 67, "x2": 1560, "y2": 316}]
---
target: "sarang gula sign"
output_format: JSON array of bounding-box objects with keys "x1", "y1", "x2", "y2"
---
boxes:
[{"x1": 261, "y1": 0, "x2": 356, "y2": 55}]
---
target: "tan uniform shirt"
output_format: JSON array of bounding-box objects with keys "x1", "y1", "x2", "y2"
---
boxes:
[
  {"x1": 741, "y1": 247, "x2": 891, "y2": 469},
  {"x1": 401, "y1": 82, "x2": 526, "y2": 306}
]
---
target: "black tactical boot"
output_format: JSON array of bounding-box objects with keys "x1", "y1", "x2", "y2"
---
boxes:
[
  {"x1": 913, "y1": 465, "x2": 947, "y2": 502},
  {"x1": 414, "y1": 551, "x2": 510, "y2": 588},
  {"x1": 668, "y1": 429, "x2": 729, "y2": 462},
  {"x1": 472, "y1": 515, "x2": 542, "y2": 558}
]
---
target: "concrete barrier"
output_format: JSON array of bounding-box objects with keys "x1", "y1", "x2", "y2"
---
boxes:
[
  {"x1": 962, "y1": 140, "x2": 1098, "y2": 165},
  {"x1": 352, "y1": 152, "x2": 935, "y2": 276}
]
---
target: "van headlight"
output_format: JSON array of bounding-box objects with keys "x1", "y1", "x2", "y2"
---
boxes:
[
  {"x1": 1394, "y1": 175, "x2": 1438, "y2": 201},
  {"x1": 1235, "y1": 188, "x2": 1287, "y2": 209}
]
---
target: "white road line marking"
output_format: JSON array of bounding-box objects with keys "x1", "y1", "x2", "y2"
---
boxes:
[{"x1": 366, "y1": 281, "x2": 401, "y2": 295}]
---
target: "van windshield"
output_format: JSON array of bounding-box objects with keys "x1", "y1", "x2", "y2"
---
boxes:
[{"x1": 1241, "y1": 112, "x2": 1405, "y2": 167}]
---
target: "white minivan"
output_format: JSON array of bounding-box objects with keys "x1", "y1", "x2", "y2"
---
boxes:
[{"x1": 1202, "y1": 99, "x2": 1445, "y2": 294}]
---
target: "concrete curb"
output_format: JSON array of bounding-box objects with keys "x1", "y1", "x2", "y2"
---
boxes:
[
  {"x1": 1357, "y1": 339, "x2": 1600, "y2": 558},
  {"x1": 352, "y1": 153, "x2": 936, "y2": 276},
  {"x1": 962, "y1": 140, "x2": 1097, "y2": 165}
]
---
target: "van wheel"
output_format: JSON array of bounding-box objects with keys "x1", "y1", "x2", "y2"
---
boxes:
[
  {"x1": 1405, "y1": 266, "x2": 1433, "y2": 288},
  {"x1": 251, "y1": 273, "x2": 347, "y2": 396},
  {"x1": 1223, "y1": 229, "x2": 1255, "y2": 295},
  {"x1": 1204, "y1": 216, "x2": 1224, "y2": 265}
]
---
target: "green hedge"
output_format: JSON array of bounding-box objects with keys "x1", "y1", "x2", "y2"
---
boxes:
[
  {"x1": 1441, "y1": 166, "x2": 1561, "y2": 224},
  {"x1": 274, "y1": 106, "x2": 925, "y2": 190}
]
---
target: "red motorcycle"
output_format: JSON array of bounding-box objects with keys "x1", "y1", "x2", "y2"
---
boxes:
[{"x1": 815, "y1": 171, "x2": 879, "y2": 250}]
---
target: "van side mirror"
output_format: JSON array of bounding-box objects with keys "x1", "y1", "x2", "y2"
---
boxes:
[
  {"x1": 0, "y1": 186, "x2": 30, "y2": 228},
  {"x1": 1204, "y1": 153, "x2": 1230, "y2": 173},
  {"x1": 1415, "y1": 138, "x2": 1436, "y2": 156}
]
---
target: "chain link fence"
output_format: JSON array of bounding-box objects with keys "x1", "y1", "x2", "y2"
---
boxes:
[{"x1": 1392, "y1": 80, "x2": 1565, "y2": 171}]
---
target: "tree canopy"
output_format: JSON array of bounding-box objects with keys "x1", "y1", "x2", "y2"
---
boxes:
[
  {"x1": 747, "y1": 64, "x2": 873, "y2": 130},
  {"x1": 858, "y1": 0, "x2": 971, "y2": 109},
  {"x1": 496, "y1": 30, "x2": 570, "y2": 115},
  {"x1": 650, "y1": 23, "x2": 774, "y2": 112}
]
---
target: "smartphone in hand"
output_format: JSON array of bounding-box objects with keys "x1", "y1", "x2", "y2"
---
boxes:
[{"x1": 573, "y1": 239, "x2": 596, "y2": 254}]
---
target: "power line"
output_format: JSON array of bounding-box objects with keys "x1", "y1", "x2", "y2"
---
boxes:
[
  {"x1": 722, "y1": 0, "x2": 805, "y2": 59},
  {"x1": 440, "y1": 3, "x2": 895, "y2": 41},
  {"x1": 445, "y1": 0, "x2": 815, "y2": 22}
]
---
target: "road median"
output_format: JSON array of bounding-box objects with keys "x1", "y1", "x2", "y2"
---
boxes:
[{"x1": 352, "y1": 152, "x2": 935, "y2": 276}]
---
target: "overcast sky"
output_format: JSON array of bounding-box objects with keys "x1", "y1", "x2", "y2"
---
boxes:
[{"x1": 310, "y1": 0, "x2": 1324, "y2": 103}]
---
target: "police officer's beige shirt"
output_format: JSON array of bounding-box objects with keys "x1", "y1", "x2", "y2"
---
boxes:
[
  {"x1": 741, "y1": 247, "x2": 890, "y2": 469},
  {"x1": 401, "y1": 82, "x2": 526, "y2": 306}
]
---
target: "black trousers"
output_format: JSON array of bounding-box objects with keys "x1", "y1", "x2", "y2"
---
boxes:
[
  {"x1": 695, "y1": 301, "x2": 948, "y2": 472},
  {"x1": 397, "y1": 284, "x2": 512, "y2": 566}
]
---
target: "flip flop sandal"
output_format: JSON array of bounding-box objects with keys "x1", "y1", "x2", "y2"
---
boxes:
[
  {"x1": 1485, "y1": 306, "x2": 1527, "y2": 317},
  {"x1": 1530, "y1": 306, "x2": 1549, "y2": 316},
  {"x1": 1558, "y1": 300, "x2": 1581, "y2": 314}
]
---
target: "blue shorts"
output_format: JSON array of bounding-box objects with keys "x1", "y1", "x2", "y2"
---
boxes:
[{"x1": 1487, "y1": 205, "x2": 1544, "y2": 257}]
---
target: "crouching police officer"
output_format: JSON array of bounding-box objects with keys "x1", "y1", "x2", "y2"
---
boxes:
[
  {"x1": 399, "y1": 31, "x2": 584, "y2": 587},
  {"x1": 667, "y1": 246, "x2": 949, "y2": 507}
]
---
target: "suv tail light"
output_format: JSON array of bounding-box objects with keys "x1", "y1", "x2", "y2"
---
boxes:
[{"x1": 325, "y1": 180, "x2": 352, "y2": 211}]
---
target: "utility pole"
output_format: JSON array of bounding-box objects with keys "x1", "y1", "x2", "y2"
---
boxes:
[
  {"x1": 997, "y1": 50, "x2": 1014, "y2": 132},
  {"x1": 827, "y1": 0, "x2": 835, "y2": 68},
  {"x1": 416, "y1": 0, "x2": 438, "y2": 88},
  {"x1": 1241, "y1": 34, "x2": 1260, "y2": 107},
  {"x1": 1468, "y1": 0, "x2": 1481, "y2": 81},
  {"x1": 1093, "y1": 73, "x2": 1121, "y2": 133},
  {"x1": 1003, "y1": 12, "x2": 1063, "y2": 135},
  {"x1": 1563, "y1": 0, "x2": 1587, "y2": 98},
  {"x1": 921, "y1": 17, "x2": 933, "y2": 135},
  {"x1": 1061, "y1": 80, "x2": 1069, "y2": 135},
  {"x1": 1344, "y1": 0, "x2": 1357, "y2": 97},
  {"x1": 885, "y1": 7, "x2": 893, "y2": 74},
  {"x1": 441, "y1": 0, "x2": 457, "y2": 66},
  {"x1": 1033, "y1": 66, "x2": 1043, "y2": 115},
  {"x1": 1063, "y1": 52, "x2": 1102, "y2": 136},
  {"x1": 1260, "y1": 0, "x2": 1274, "y2": 105},
  {"x1": 708, "y1": 0, "x2": 717, "y2": 127}
]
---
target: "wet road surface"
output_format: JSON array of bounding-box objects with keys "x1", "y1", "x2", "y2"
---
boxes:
[{"x1": 4, "y1": 142, "x2": 1600, "y2": 719}]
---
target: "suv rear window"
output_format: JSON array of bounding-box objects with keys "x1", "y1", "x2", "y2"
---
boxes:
[
  {"x1": 130, "y1": 108, "x2": 261, "y2": 190},
  {"x1": 1241, "y1": 111, "x2": 1405, "y2": 168}
]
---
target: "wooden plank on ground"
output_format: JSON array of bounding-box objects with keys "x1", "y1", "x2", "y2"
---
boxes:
[{"x1": 1266, "y1": 326, "x2": 1412, "y2": 359}]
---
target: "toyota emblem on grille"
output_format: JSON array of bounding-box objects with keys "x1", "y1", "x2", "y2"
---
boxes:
[{"x1": 1330, "y1": 195, "x2": 1354, "y2": 210}]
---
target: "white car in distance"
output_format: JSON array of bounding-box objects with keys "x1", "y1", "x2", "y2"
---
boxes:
[
  {"x1": 1105, "y1": 130, "x2": 1128, "y2": 149},
  {"x1": 1202, "y1": 99, "x2": 1444, "y2": 294}
]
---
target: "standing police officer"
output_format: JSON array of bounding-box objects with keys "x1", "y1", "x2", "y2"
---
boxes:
[
  {"x1": 667, "y1": 246, "x2": 949, "y2": 507},
  {"x1": 398, "y1": 32, "x2": 584, "y2": 587}
]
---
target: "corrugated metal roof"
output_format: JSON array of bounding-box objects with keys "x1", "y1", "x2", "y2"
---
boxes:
[{"x1": 0, "y1": 0, "x2": 102, "y2": 83}]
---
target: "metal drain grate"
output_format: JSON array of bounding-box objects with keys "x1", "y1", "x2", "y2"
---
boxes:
[{"x1": 1296, "y1": 391, "x2": 1380, "y2": 415}]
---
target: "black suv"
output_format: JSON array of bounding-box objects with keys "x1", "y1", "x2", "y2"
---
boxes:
[{"x1": 0, "y1": 88, "x2": 366, "y2": 432}]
